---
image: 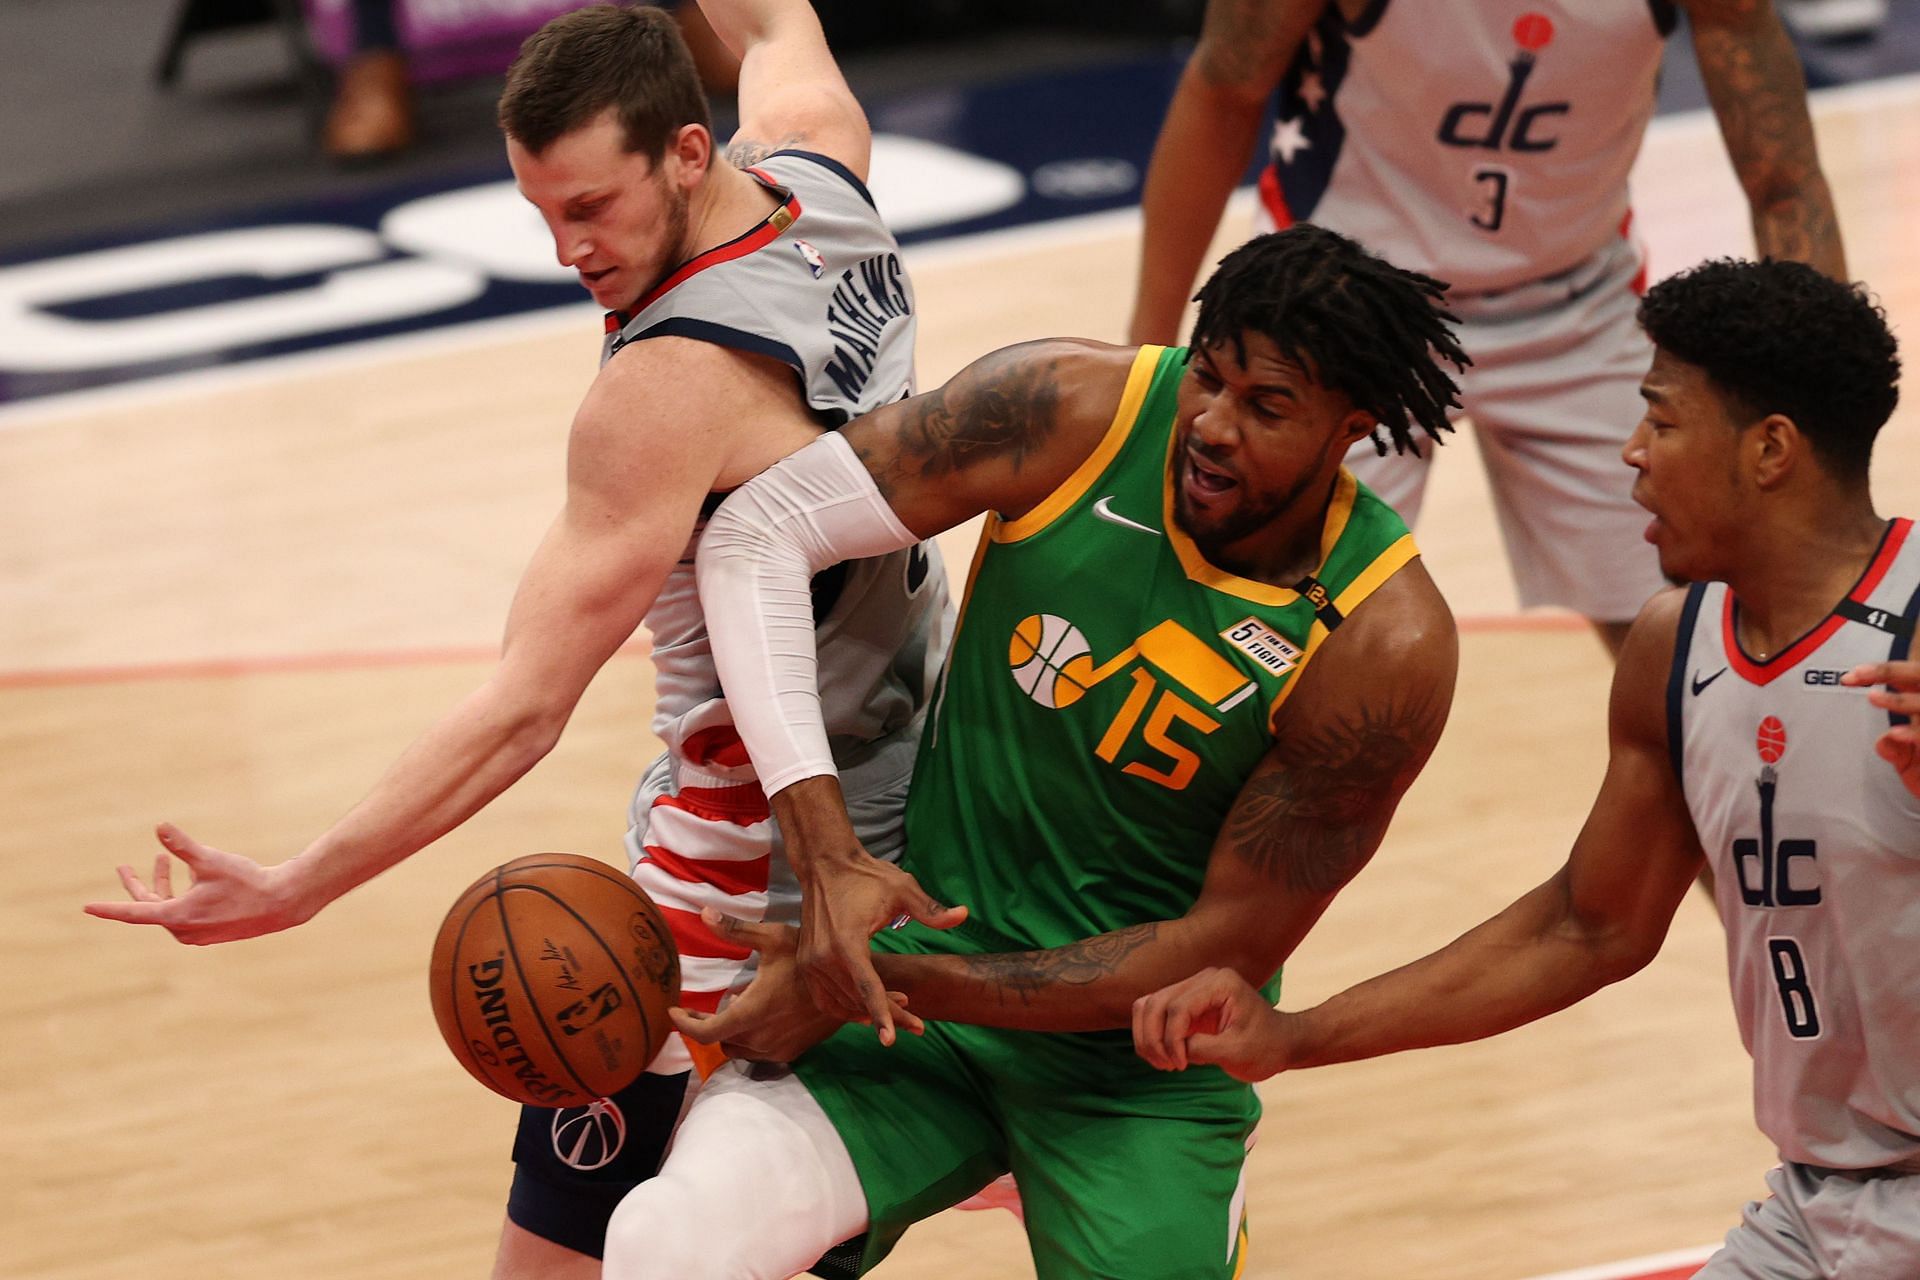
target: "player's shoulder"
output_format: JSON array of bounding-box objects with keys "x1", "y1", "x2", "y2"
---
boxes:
[
  {"x1": 1333, "y1": 555, "x2": 1455, "y2": 669},
  {"x1": 1606, "y1": 585, "x2": 1697, "y2": 747},
  {"x1": 1616, "y1": 586, "x2": 1694, "y2": 689},
  {"x1": 1287, "y1": 555, "x2": 1457, "y2": 730},
  {"x1": 958, "y1": 337, "x2": 1146, "y2": 417},
  {"x1": 584, "y1": 336, "x2": 800, "y2": 429}
]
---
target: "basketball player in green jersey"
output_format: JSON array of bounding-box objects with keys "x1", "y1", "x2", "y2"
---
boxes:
[{"x1": 592, "y1": 226, "x2": 1472, "y2": 1279}]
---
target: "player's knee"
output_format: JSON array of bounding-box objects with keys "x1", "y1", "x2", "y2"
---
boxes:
[{"x1": 602, "y1": 1177, "x2": 702, "y2": 1280}]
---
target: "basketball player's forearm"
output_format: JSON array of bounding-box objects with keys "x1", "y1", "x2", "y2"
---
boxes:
[
  {"x1": 1691, "y1": 3, "x2": 1846, "y2": 280},
  {"x1": 286, "y1": 684, "x2": 563, "y2": 908},
  {"x1": 1284, "y1": 883, "x2": 1629, "y2": 1068},
  {"x1": 1750, "y1": 184, "x2": 1846, "y2": 281},
  {"x1": 1131, "y1": 73, "x2": 1265, "y2": 344},
  {"x1": 873, "y1": 920, "x2": 1254, "y2": 1032}
]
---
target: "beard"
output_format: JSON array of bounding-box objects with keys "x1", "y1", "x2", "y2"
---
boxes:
[{"x1": 1171, "y1": 453, "x2": 1322, "y2": 571}]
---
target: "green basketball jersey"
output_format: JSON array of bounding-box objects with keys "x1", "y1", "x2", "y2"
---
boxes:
[{"x1": 901, "y1": 344, "x2": 1418, "y2": 955}]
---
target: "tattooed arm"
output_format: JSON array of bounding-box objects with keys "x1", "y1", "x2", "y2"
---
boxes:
[
  {"x1": 1129, "y1": 0, "x2": 1330, "y2": 344},
  {"x1": 858, "y1": 558, "x2": 1459, "y2": 1033},
  {"x1": 1135, "y1": 589, "x2": 1709, "y2": 1079},
  {"x1": 1683, "y1": 0, "x2": 1846, "y2": 278},
  {"x1": 696, "y1": 0, "x2": 872, "y2": 179}
]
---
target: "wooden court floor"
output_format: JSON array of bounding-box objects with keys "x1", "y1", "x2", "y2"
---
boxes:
[{"x1": 5, "y1": 80, "x2": 1918, "y2": 1279}]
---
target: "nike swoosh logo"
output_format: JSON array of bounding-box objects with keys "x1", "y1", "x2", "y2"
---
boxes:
[
  {"x1": 1691, "y1": 667, "x2": 1727, "y2": 696},
  {"x1": 1092, "y1": 495, "x2": 1161, "y2": 536}
]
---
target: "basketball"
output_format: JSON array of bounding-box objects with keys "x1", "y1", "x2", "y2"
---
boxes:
[{"x1": 428, "y1": 853, "x2": 680, "y2": 1108}]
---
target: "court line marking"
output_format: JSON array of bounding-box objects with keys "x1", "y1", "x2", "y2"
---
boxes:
[
  {"x1": 2, "y1": 72, "x2": 1914, "y2": 434},
  {"x1": 1521, "y1": 1243, "x2": 1716, "y2": 1280}
]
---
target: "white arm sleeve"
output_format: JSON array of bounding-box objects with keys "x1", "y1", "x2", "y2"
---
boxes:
[{"x1": 695, "y1": 431, "x2": 920, "y2": 796}]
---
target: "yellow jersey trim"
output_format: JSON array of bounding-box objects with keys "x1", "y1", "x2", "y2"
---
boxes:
[
  {"x1": 1265, "y1": 533, "x2": 1421, "y2": 727},
  {"x1": 992, "y1": 345, "x2": 1164, "y2": 544},
  {"x1": 1163, "y1": 462, "x2": 1361, "y2": 607}
]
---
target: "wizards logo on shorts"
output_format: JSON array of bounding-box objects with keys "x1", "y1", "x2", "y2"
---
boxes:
[
  {"x1": 550, "y1": 1097, "x2": 627, "y2": 1171},
  {"x1": 1005, "y1": 614, "x2": 1259, "y2": 791}
]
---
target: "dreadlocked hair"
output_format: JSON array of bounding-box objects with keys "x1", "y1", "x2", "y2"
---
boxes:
[{"x1": 1189, "y1": 226, "x2": 1469, "y2": 456}]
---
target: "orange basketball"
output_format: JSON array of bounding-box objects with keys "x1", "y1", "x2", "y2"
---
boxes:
[{"x1": 429, "y1": 853, "x2": 680, "y2": 1108}]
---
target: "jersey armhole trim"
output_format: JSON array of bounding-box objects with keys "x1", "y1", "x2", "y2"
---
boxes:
[
  {"x1": 618, "y1": 317, "x2": 804, "y2": 379},
  {"x1": 1890, "y1": 573, "x2": 1920, "y2": 728},
  {"x1": 1666, "y1": 582, "x2": 1709, "y2": 788},
  {"x1": 992, "y1": 345, "x2": 1163, "y2": 544},
  {"x1": 1348, "y1": 0, "x2": 1391, "y2": 37},
  {"x1": 767, "y1": 149, "x2": 878, "y2": 210},
  {"x1": 1265, "y1": 534, "x2": 1420, "y2": 728}
]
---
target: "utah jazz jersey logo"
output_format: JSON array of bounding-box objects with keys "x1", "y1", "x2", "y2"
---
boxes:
[{"x1": 1007, "y1": 614, "x2": 1258, "y2": 792}]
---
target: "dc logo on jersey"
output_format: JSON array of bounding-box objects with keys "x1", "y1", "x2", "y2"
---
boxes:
[
  {"x1": 1437, "y1": 13, "x2": 1569, "y2": 153},
  {"x1": 550, "y1": 1096, "x2": 627, "y2": 1171},
  {"x1": 792, "y1": 239, "x2": 826, "y2": 278},
  {"x1": 1756, "y1": 715, "x2": 1788, "y2": 764}
]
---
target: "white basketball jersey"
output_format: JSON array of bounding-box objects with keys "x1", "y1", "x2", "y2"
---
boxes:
[
  {"x1": 1261, "y1": 1, "x2": 1670, "y2": 293},
  {"x1": 1671, "y1": 519, "x2": 1920, "y2": 1169}
]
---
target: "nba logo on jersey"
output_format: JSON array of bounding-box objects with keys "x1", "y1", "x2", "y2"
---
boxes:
[{"x1": 792, "y1": 239, "x2": 826, "y2": 278}]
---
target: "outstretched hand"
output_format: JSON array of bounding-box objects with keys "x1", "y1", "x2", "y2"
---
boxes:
[
  {"x1": 83, "y1": 823, "x2": 313, "y2": 944},
  {"x1": 1131, "y1": 967, "x2": 1293, "y2": 1083},
  {"x1": 1843, "y1": 661, "x2": 1920, "y2": 799},
  {"x1": 669, "y1": 909, "x2": 920, "y2": 1063},
  {"x1": 799, "y1": 852, "x2": 965, "y2": 1044}
]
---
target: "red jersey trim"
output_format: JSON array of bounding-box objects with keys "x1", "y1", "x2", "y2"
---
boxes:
[
  {"x1": 627, "y1": 179, "x2": 802, "y2": 316},
  {"x1": 1724, "y1": 517, "x2": 1911, "y2": 685},
  {"x1": 1619, "y1": 210, "x2": 1648, "y2": 295},
  {"x1": 1257, "y1": 166, "x2": 1294, "y2": 230}
]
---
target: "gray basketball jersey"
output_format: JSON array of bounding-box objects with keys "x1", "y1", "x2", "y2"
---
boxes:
[
  {"x1": 602, "y1": 150, "x2": 917, "y2": 422},
  {"x1": 1670, "y1": 518, "x2": 1920, "y2": 1170},
  {"x1": 1261, "y1": 1, "x2": 1671, "y2": 293},
  {"x1": 601, "y1": 151, "x2": 947, "y2": 890}
]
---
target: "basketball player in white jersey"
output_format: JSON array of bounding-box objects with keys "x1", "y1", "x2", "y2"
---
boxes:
[
  {"x1": 1131, "y1": 0, "x2": 1846, "y2": 654},
  {"x1": 1135, "y1": 259, "x2": 1919, "y2": 1278},
  {"x1": 84, "y1": 4, "x2": 954, "y2": 1276}
]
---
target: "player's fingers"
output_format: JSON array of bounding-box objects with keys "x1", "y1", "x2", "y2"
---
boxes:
[
  {"x1": 1185, "y1": 1030, "x2": 1233, "y2": 1071},
  {"x1": 857, "y1": 968, "x2": 897, "y2": 1046},
  {"x1": 700, "y1": 907, "x2": 786, "y2": 955},
  {"x1": 905, "y1": 886, "x2": 968, "y2": 931},
  {"x1": 82, "y1": 898, "x2": 175, "y2": 925},
  {"x1": 1132, "y1": 993, "x2": 1172, "y2": 1070},
  {"x1": 668, "y1": 1005, "x2": 727, "y2": 1044},
  {"x1": 886, "y1": 991, "x2": 925, "y2": 1037},
  {"x1": 1165, "y1": 1000, "x2": 1197, "y2": 1072},
  {"x1": 1865, "y1": 689, "x2": 1920, "y2": 714},
  {"x1": 1876, "y1": 728, "x2": 1918, "y2": 769},
  {"x1": 112, "y1": 863, "x2": 157, "y2": 902},
  {"x1": 152, "y1": 852, "x2": 174, "y2": 899},
  {"x1": 1844, "y1": 661, "x2": 1920, "y2": 689},
  {"x1": 154, "y1": 822, "x2": 215, "y2": 873}
]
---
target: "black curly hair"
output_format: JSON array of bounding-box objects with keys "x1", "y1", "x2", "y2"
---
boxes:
[
  {"x1": 1638, "y1": 258, "x2": 1900, "y2": 481},
  {"x1": 1189, "y1": 225, "x2": 1470, "y2": 457}
]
